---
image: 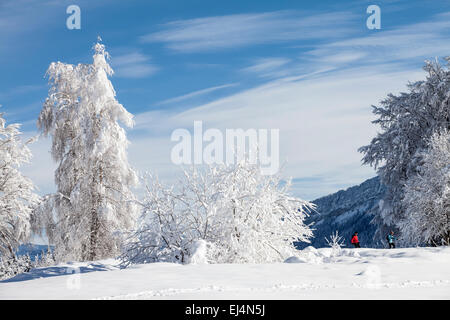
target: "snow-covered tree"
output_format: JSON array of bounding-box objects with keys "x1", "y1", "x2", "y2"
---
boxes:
[
  {"x1": 0, "y1": 253, "x2": 34, "y2": 280},
  {"x1": 37, "y1": 40, "x2": 138, "y2": 262},
  {"x1": 120, "y1": 174, "x2": 189, "y2": 265},
  {"x1": 359, "y1": 57, "x2": 450, "y2": 240},
  {"x1": 0, "y1": 113, "x2": 39, "y2": 258},
  {"x1": 400, "y1": 130, "x2": 450, "y2": 246},
  {"x1": 121, "y1": 160, "x2": 314, "y2": 266},
  {"x1": 325, "y1": 231, "x2": 345, "y2": 251}
]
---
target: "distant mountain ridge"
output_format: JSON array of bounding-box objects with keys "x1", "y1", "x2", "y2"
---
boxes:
[{"x1": 296, "y1": 176, "x2": 386, "y2": 249}]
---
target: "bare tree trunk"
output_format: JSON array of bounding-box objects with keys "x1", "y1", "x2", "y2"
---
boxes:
[
  {"x1": 89, "y1": 204, "x2": 99, "y2": 261},
  {"x1": 0, "y1": 231, "x2": 17, "y2": 261},
  {"x1": 89, "y1": 161, "x2": 105, "y2": 261}
]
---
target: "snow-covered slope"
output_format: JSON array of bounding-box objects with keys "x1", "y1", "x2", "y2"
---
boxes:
[
  {"x1": 297, "y1": 177, "x2": 386, "y2": 249},
  {"x1": 1, "y1": 246, "x2": 449, "y2": 299}
]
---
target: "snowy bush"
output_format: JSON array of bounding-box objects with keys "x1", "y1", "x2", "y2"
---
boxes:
[
  {"x1": 34, "y1": 249, "x2": 56, "y2": 268},
  {"x1": 121, "y1": 160, "x2": 314, "y2": 266},
  {"x1": 325, "y1": 231, "x2": 345, "y2": 257},
  {"x1": 0, "y1": 248, "x2": 55, "y2": 281},
  {"x1": 0, "y1": 252, "x2": 55, "y2": 280},
  {"x1": 0, "y1": 254, "x2": 33, "y2": 281},
  {"x1": 188, "y1": 240, "x2": 211, "y2": 264},
  {"x1": 119, "y1": 175, "x2": 191, "y2": 265}
]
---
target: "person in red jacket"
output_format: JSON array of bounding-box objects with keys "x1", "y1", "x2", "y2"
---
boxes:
[{"x1": 351, "y1": 232, "x2": 360, "y2": 248}]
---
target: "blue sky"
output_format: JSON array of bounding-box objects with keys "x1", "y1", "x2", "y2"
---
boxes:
[{"x1": 1, "y1": 0, "x2": 450, "y2": 200}]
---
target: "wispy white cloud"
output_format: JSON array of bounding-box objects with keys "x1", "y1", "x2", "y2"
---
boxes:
[
  {"x1": 140, "y1": 10, "x2": 358, "y2": 52},
  {"x1": 157, "y1": 83, "x2": 239, "y2": 106},
  {"x1": 302, "y1": 11, "x2": 450, "y2": 68},
  {"x1": 236, "y1": 10, "x2": 450, "y2": 86},
  {"x1": 111, "y1": 51, "x2": 158, "y2": 78},
  {"x1": 2, "y1": 101, "x2": 42, "y2": 121},
  {"x1": 241, "y1": 58, "x2": 292, "y2": 78},
  {"x1": 0, "y1": 85, "x2": 44, "y2": 100}
]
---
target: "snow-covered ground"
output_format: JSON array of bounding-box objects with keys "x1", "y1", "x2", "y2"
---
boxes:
[{"x1": 1, "y1": 247, "x2": 449, "y2": 300}]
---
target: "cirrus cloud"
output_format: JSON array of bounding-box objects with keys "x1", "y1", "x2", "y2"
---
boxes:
[
  {"x1": 111, "y1": 51, "x2": 158, "y2": 78},
  {"x1": 140, "y1": 10, "x2": 358, "y2": 52}
]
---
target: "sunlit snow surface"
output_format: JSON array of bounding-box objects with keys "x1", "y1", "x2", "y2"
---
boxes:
[{"x1": 1, "y1": 247, "x2": 449, "y2": 299}]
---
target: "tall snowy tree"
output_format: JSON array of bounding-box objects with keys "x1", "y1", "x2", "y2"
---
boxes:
[
  {"x1": 0, "y1": 113, "x2": 39, "y2": 258},
  {"x1": 121, "y1": 160, "x2": 314, "y2": 266},
  {"x1": 400, "y1": 130, "x2": 450, "y2": 246},
  {"x1": 37, "y1": 40, "x2": 138, "y2": 262},
  {"x1": 359, "y1": 57, "x2": 450, "y2": 240}
]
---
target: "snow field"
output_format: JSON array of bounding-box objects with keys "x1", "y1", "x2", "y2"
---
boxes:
[{"x1": 1, "y1": 246, "x2": 449, "y2": 300}]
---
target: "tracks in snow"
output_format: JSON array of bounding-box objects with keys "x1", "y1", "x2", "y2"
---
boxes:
[{"x1": 95, "y1": 279, "x2": 450, "y2": 300}]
